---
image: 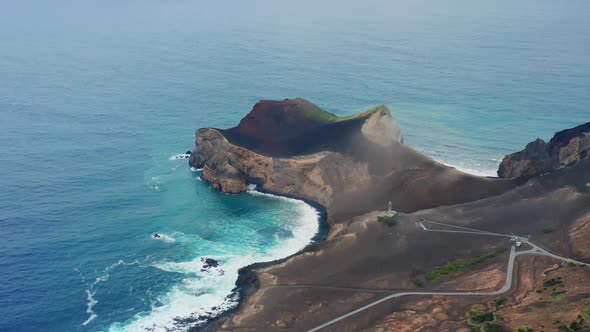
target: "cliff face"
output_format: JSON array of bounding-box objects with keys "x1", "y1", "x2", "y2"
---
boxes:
[
  {"x1": 190, "y1": 99, "x2": 402, "y2": 207},
  {"x1": 190, "y1": 104, "x2": 590, "y2": 332},
  {"x1": 498, "y1": 122, "x2": 590, "y2": 179},
  {"x1": 190, "y1": 99, "x2": 514, "y2": 215}
]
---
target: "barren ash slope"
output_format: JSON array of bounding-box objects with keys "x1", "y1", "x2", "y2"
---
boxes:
[{"x1": 190, "y1": 98, "x2": 590, "y2": 332}]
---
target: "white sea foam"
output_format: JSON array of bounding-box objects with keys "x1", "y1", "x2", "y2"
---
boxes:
[
  {"x1": 109, "y1": 185, "x2": 320, "y2": 332},
  {"x1": 441, "y1": 161, "x2": 498, "y2": 177},
  {"x1": 152, "y1": 233, "x2": 176, "y2": 243},
  {"x1": 74, "y1": 267, "x2": 100, "y2": 326},
  {"x1": 82, "y1": 290, "x2": 98, "y2": 326},
  {"x1": 169, "y1": 154, "x2": 191, "y2": 160},
  {"x1": 148, "y1": 177, "x2": 161, "y2": 191},
  {"x1": 76, "y1": 259, "x2": 147, "y2": 327},
  {"x1": 190, "y1": 167, "x2": 203, "y2": 172}
]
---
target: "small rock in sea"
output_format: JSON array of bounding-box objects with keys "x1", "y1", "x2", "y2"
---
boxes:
[
  {"x1": 201, "y1": 257, "x2": 220, "y2": 269},
  {"x1": 185, "y1": 150, "x2": 192, "y2": 155}
]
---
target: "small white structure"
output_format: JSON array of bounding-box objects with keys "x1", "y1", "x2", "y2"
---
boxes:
[
  {"x1": 510, "y1": 235, "x2": 522, "y2": 247},
  {"x1": 387, "y1": 201, "x2": 394, "y2": 217}
]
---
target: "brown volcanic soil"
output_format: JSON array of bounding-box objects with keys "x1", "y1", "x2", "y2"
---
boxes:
[
  {"x1": 215, "y1": 212, "x2": 512, "y2": 331},
  {"x1": 413, "y1": 159, "x2": 590, "y2": 260},
  {"x1": 365, "y1": 256, "x2": 590, "y2": 332},
  {"x1": 213, "y1": 161, "x2": 590, "y2": 330},
  {"x1": 191, "y1": 100, "x2": 590, "y2": 331},
  {"x1": 191, "y1": 99, "x2": 515, "y2": 211},
  {"x1": 222, "y1": 98, "x2": 344, "y2": 156}
]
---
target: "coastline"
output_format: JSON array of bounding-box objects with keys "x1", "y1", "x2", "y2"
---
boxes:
[
  {"x1": 443, "y1": 162, "x2": 498, "y2": 178},
  {"x1": 109, "y1": 174, "x2": 329, "y2": 332},
  {"x1": 191, "y1": 184, "x2": 331, "y2": 332},
  {"x1": 192, "y1": 158, "x2": 494, "y2": 331}
]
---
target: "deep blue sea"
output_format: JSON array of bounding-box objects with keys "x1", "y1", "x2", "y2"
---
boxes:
[{"x1": 1, "y1": 0, "x2": 589, "y2": 331}]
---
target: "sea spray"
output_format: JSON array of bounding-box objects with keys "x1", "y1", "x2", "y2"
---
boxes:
[
  {"x1": 108, "y1": 185, "x2": 320, "y2": 332},
  {"x1": 442, "y1": 162, "x2": 498, "y2": 177},
  {"x1": 76, "y1": 260, "x2": 147, "y2": 328}
]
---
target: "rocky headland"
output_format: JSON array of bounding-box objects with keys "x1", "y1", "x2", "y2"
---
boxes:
[
  {"x1": 498, "y1": 122, "x2": 590, "y2": 179},
  {"x1": 190, "y1": 98, "x2": 513, "y2": 217},
  {"x1": 190, "y1": 99, "x2": 590, "y2": 331}
]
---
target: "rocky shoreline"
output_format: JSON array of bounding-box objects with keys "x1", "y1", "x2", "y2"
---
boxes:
[
  {"x1": 187, "y1": 98, "x2": 590, "y2": 331},
  {"x1": 190, "y1": 189, "x2": 330, "y2": 332}
]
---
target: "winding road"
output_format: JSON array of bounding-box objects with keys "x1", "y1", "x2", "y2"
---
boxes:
[{"x1": 307, "y1": 220, "x2": 589, "y2": 332}]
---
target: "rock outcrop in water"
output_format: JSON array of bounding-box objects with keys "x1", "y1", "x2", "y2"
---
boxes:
[
  {"x1": 190, "y1": 98, "x2": 514, "y2": 216},
  {"x1": 498, "y1": 122, "x2": 590, "y2": 179}
]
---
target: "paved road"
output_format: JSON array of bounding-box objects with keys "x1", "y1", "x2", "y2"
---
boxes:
[
  {"x1": 307, "y1": 221, "x2": 589, "y2": 332},
  {"x1": 419, "y1": 219, "x2": 512, "y2": 238}
]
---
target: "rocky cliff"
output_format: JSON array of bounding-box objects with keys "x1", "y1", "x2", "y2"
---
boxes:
[
  {"x1": 190, "y1": 99, "x2": 514, "y2": 216},
  {"x1": 498, "y1": 122, "x2": 590, "y2": 179},
  {"x1": 190, "y1": 107, "x2": 590, "y2": 332}
]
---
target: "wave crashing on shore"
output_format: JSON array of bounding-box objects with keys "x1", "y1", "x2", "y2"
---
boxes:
[{"x1": 108, "y1": 185, "x2": 320, "y2": 332}]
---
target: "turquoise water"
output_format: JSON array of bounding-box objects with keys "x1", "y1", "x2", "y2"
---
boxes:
[{"x1": 1, "y1": 0, "x2": 589, "y2": 331}]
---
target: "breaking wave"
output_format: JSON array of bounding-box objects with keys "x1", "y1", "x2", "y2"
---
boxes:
[
  {"x1": 151, "y1": 233, "x2": 176, "y2": 243},
  {"x1": 108, "y1": 185, "x2": 320, "y2": 332},
  {"x1": 169, "y1": 154, "x2": 191, "y2": 160},
  {"x1": 441, "y1": 161, "x2": 498, "y2": 177}
]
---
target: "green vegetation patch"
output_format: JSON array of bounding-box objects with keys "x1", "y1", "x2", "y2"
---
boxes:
[
  {"x1": 425, "y1": 248, "x2": 506, "y2": 281},
  {"x1": 554, "y1": 314, "x2": 587, "y2": 331},
  {"x1": 414, "y1": 278, "x2": 424, "y2": 287},
  {"x1": 480, "y1": 323, "x2": 502, "y2": 332},
  {"x1": 308, "y1": 104, "x2": 389, "y2": 124},
  {"x1": 516, "y1": 326, "x2": 534, "y2": 332},
  {"x1": 467, "y1": 305, "x2": 496, "y2": 327},
  {"x1": 583, "y1": 306, "x2": 590, "y2": 320},
  {"x1": 378, "y1": 214, "x2": 398, "y2": 227},
  {"x1": 468, "y1": 312, "x2": 496, "y2": 326},
  {"x1": 470, "y1": 304, "x2": 486, "y2": 313},
  {"x1": 537, "y1": 277, "x2": 566, "y2": 294},
  {"x1": 336, "y1": 104, "x2": 388, "y2": 122},
  {"x1": 494, "y1": 297, "x2": 507, "y2": 310},
  {"x1": 543, "y1": 277, "x2": 563, "y2": 288},
  {"x1": 550, "y1": 291, "x2": 566, "y2": 301},
  {"x1": 306, "y1": 108, "x2": 338, "y2": 122}
]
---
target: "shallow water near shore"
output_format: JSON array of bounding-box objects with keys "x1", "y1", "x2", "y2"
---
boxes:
[{"x1": 1, "y1": 0, "x2": 590, "y2": 331}]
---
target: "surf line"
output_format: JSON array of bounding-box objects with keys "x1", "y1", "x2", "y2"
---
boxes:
[{"x1": 191, "y1": 184, "x2": 329, "y2": 331}]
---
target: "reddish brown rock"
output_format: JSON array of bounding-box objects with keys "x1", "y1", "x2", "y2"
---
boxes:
[
  {"x1": 189, "y1": 99, "x2": 513, "y2": 212},
  {"x1": 498, "y1": 122, "x2": 590, "y2": 179}
]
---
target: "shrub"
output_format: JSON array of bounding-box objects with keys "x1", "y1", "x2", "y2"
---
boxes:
[
  {"x1": 469, "y1": 312, "x2": 495, "y2": 325},
  {"x1": 494, "y1": 298, "x2": 507, "y2": 309},
  {"x1": 425, "y1": 248, "x2": 506, "y2": 281},
  {"x1": 569, "y1": 318, "x2": 585, "y2": 331},
  {"x1": 480, "y1": 323, "x2": 502, "y2": 332},
  {"x1": 378, "y1": 215, "x2": 398, "y2": 227},
  {"x1": 543, "y1": 278, "x2": 563, "y2": 287},
  {"x1": 550, "y1": 291, "x2": 565, "y2": 301}
]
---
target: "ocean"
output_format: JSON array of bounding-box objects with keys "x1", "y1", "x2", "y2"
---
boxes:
[{"x1": 1, "y1": 0, "x2": 589, "y2": 331}]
